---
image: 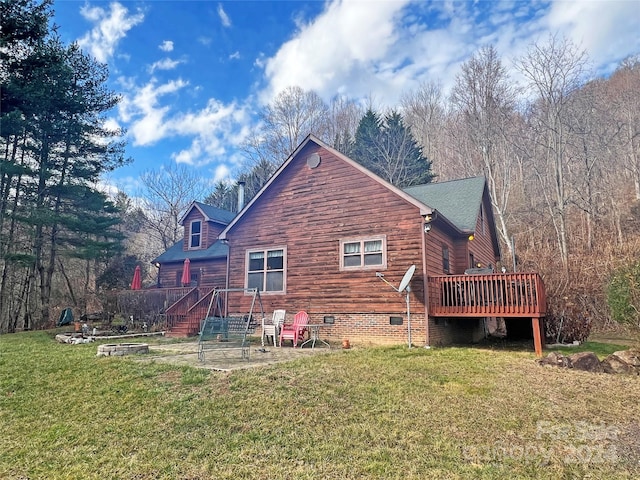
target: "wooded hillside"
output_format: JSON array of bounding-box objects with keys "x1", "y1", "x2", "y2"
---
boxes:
[{"x1": 1, "y1": 2, "x2": 638, "y2": 337}]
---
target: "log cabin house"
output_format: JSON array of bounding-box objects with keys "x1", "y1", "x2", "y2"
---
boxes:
[{"x1": 150, "y1": 135, "x2": 546, "y2": 354}]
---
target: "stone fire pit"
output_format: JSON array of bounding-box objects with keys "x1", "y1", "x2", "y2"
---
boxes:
[{"x1": 97, "y1": 343, "x2": 149, "y2": 357}]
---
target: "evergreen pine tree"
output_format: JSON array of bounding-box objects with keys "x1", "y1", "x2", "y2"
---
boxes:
[{"x1": 352, "y1": 109, "x2": 433, "y2": 187}]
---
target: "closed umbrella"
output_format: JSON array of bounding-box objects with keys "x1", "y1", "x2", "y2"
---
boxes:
[
  {"x1": 181, "y1": 258, "x2": 191, "y2": 286},
  {"x1": 130, "y1": 265, "x2": 142, "y2": 290}
]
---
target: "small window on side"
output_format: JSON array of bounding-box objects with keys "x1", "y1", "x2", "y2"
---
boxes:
[{"x1": 442, "y1": 245, "x2": 450, "y2": 273}]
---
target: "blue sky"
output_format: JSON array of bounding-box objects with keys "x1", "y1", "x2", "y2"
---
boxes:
[{"x1": 51, "y1": 0, "x2": 640, "y2": 196}]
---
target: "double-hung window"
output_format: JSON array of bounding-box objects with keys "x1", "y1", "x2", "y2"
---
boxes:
[
  {"x1": 189, "y1": 220, "x2": 201, "y2": 249},
  {"x1": 246, "y1": 248, "x2": 285, "y2": 293},
  {"x1": 442, "y1": 245, "x2": 450, "y2": 273},
  {"x1": 340, "y1": 236, "x2": 386, "y2": 270}
]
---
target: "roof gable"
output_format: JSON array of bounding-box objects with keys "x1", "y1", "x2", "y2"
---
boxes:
[
  {"x1": 403, "y1": 177, "x2": 486, "y2": 232},
  {"x1": 179, "y1": 201, "x2": 235, "y2": 226},
  {"x1": 219, "y1": 134, "x2": 433, "y2": 239}
]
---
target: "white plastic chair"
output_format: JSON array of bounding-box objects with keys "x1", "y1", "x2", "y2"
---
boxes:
[{"x1": 262, "y1": 310, "x2": 286, "y2": 347}]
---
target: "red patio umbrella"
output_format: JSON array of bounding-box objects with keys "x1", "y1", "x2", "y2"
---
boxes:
[
  {"x1": 181, "y1": 258, "x2": 191, "y2": 286},
  {"x1": 130, "y1": 265, "x2": 142, "y2": 290}
]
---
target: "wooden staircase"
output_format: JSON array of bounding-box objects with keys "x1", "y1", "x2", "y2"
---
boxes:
[{"x1": 165, "y1": 287, "x2": 218, "y2": 337}]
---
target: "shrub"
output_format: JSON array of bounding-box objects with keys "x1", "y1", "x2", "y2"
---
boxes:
[
  {"x1": 607, "y1": 261, "x2": 640, "y2": 329},
  {"x1": 544, "y1": 300, "x2": 592, "y2": 344}
]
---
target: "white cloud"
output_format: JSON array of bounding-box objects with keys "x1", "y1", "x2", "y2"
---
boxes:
[
  {"x1": 217, "y1": 3, "x2": 231, "y2": 28},
  {"x1": 170, "y1": 99, "x2": 252, "y2": 167},
  {"x1": 148, "y1": 57, "x2": 184, "y2": 73},
  {"x1": 545, "y1": 0, "x2": 640, "y2": 73},
  {"x1": 103, "y1": 117, "x2": 121, "y2": 133},
  {"x1": 95, "y1": 178, "x2": 121, "y2": 198},
  {"x1": 259, "y1": 0, "x2": 640, "y2": 107},
  {"x1": 159, "y1": 40, "x2": 174, "y2": 52},
  {"x1": 77, "y1": 2, "x2": 144, "y2": 63},
  {"x1": 101, "y1": 0, "x2": 639, "y2": 195},
  {"x1": 212, "y1": 164, "x2": 231, "y2": 184},
  {"x1": 117, "y1": 77, "x2": 252, "y2": 167},
  {"x1": 261, "y1": 0, "x2": 411, "y2": 105},
  {"x1": 118, "y1": 78, "x2": 189, "y2": 146}
]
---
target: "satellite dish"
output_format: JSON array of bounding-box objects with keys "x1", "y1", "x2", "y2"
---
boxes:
[
  {"x1": 375, "y1": 264, "x2": 417, "y2": 348},
  {"x1": 398, "y1": 264, "x2": 416, "y2": 292}
]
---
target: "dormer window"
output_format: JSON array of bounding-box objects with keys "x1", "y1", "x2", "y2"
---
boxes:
[{"x1": 189, "y1": 220, "x2": 201, "y2": 249}]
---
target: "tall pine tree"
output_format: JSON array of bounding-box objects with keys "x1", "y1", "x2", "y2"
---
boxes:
[
  {"x1": 352, "y1": 109, "x2": 433, "y2": 187},
  {"x1": 0, "y1": 1, "x2": 127, "y2": 331}
]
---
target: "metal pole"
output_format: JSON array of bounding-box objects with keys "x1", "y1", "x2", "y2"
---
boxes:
[{"x1": 406, "y1": 286, "x2": 411, "y2": 348}]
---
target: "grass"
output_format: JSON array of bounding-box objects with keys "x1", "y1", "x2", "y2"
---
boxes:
[
  {"x1": 1, "y1": 331, "x2": 639, "y2": 479},
  {"x1": 546, "y1": 341, "x2": 633, "y2": 358}
]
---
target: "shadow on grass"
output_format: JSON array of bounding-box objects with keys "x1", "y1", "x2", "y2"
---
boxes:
[
  {"x1": 445, "y1": 336, "x2": 633, "y2": 359},
  {"x1": 464, "y1": 336, "x2": 633, "y2": 359}
]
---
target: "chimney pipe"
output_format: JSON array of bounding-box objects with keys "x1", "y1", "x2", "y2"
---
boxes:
[{"x1": 237, "y1": 181, "x2": 245, "y2": 212}]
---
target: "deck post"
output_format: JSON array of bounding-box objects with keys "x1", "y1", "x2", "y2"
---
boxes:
[{"x1": 532, "y1": 317, "x2": 543, "y2": 357}]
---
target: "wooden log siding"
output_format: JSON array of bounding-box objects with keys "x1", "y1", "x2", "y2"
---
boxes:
[
  {"x1": 428, "y1": 272, "x2": 547, "y2": 318},
  {"x1": 224, "y1": 143, "x2": 428, "y2": 341},
  {"x1": 157, "y1": 258, "x2": 226, "y2": 288},
  {"x1": 181, "y1": 209, "x2": 227, "y2": 251}
]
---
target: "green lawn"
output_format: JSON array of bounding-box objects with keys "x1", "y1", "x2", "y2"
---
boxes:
[
  {"x1": 1, "y1": 331, "x2": 638, "y2": 479},
  {"x1": 546, "y1": 341, "x2": 635, "y2": 358}
]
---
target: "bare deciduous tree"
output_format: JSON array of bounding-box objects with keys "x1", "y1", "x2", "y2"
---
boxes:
[
  {"x1": 609, "y1": 56, "x2": 640, "y2": 200},
  {"x1": 326, "y1": 94, "x2": 363, "y2": 155},
  {"x1": 245, "y1": 86, "x2": 331, "y2": 164},
  {"x1": 138, "y1": 163, "x2": 209, "y2": 250},
  {"x1": 401, "y1": 80, "x2": 446, "y2": 174},
  {"x1": 517, "y1": 35, "x2": 589, "y2": 272},
  {"x1": 449, "y1": 45, "x2": 518, "y2": 259}
]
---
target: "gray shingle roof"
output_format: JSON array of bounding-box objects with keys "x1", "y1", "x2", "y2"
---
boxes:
[
  {"x1": 403, "y1": 176, "x2": 486, "y2": 232},
  {"x1": 152, "y1": 239, "x2": 228, "y2": 264},
  {"x1": 193, "y1": 202, "x2": 236, "y2": 224}
]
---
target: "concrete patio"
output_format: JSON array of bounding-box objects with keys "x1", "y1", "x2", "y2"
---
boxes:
[{"x1": 135, "y1": 340, "x2": 334, "y2": 371}]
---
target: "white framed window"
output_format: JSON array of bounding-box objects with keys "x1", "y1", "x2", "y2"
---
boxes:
[
  {"x1": 189, "y1": 220, "x2": 202, "y2": 249},
  {"x1": 246, "y1": 247, "x2": 286, "y2": 293},
  {"x1": 340, "y1": 236, "x2": 386, "y2": 270}
]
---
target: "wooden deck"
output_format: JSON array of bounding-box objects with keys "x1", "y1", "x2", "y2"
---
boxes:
[
  {"x1": 118, "y1": 272, "x2": 548, "y2": 355},
  {"x1": 427, "y1": 272, "x2": 546, "y2": 356},
  {"x1": 428, "y1": 273, "x2": 546, "y2": 318}
]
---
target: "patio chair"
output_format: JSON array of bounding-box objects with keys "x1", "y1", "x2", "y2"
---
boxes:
[
  {"x1": 262, "y1": 309, "x2": 286, "y2": 347},
  {"x1": 279, "y1": 310, "x2": 309, "y2": 347}
]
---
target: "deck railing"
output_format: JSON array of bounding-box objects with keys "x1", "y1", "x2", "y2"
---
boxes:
[
  {"x1": 428, "y1": 272, "x2": 546, "y2": 318},
  {"x1": 164, "y1": 287, "x2": 217, "y2": 330}
]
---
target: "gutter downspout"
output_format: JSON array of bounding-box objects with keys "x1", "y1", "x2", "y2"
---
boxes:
[
  {"x1": 421, "y1": 220, "x2": 430, "y2": 348},
  {"x1": 224, "y1": 240, "x2": 231, "y2": 317}
]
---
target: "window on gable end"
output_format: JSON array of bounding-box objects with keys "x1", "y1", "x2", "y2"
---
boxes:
[
  {"x1": 190, "y1": 220, "x2": 202, "y2": 249},
  {"x1": 246, "y1": 247, "x2": 286, "y2": 293},
  {"x1": 340, "y1": 236, "x2": 386, "y2": 270}
]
